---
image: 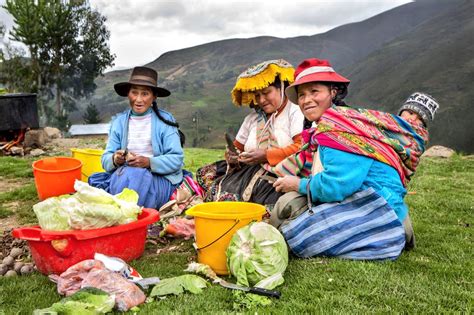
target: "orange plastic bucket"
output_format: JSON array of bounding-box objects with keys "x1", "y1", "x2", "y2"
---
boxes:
[
  {"x1": 186, "y1": 202, "x2": 265, "y2": 275},
  {"x1": 32, "y1": 157, "x2": 82, "y2": 200}
]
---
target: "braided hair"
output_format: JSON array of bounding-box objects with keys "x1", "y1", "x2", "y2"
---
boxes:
[{"x1": 151, "y1": 101, "x2": 186, "y2": 146}]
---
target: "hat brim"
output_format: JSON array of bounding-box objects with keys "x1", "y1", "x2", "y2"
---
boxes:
[
  {"x1": 114, "y1": 82, "x2": 171, "y2": 98},
  {"x1": 285, "y1": 72, "x2": 350, "y2": 105}
]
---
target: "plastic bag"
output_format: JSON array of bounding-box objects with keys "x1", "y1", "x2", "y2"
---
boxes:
[
  {"x1": 50, "y1": 259, "x2": 146, "y2": 312},
  {"x1": 160, "y1": 218, "x2": 195, "y2": 239}
]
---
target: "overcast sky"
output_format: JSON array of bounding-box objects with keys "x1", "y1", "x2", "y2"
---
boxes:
[{"x1": 1, "y1": 0, "x2": 412, "y2": 71}]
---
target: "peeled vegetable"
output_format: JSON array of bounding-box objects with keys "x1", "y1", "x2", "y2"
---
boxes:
[{"x1": 226, "y1": 221, "x2": 288, "y2": 288}]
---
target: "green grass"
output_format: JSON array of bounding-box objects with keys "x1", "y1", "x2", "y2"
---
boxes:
[
  {"x1": 0, "y1": 205, "x2": 13, "y2": 218},
  {"x1": 183, "y1": 147, "x2": 223, "y2": 174},
  {"x1": 0, "y1": 152, "x2": 472, "y2": 313}
]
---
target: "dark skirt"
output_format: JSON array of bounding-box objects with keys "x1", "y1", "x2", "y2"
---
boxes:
[{"x1": 196, "y1": 160, "x2": 281, "y2": 205}]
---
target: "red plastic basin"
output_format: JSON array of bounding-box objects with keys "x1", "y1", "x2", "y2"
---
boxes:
[{"x1": 12, "y1": 208, "x2": 159, "y2": 275}]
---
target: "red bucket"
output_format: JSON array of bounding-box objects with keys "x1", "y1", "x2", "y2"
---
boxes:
[{"x1": 12, "y1": 208, "x2": 159, "y2": 275}]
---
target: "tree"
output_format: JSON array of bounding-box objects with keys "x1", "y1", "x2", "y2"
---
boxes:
[
  {"x1": 0, "y1": 21, "x2": 32, "y2": 93},
  {"x1": 2, "y1": 0, "x2": 115, "y2": 128},
  {"x1": 82, "y1": 103, "x2": 102, "y2": 124}
]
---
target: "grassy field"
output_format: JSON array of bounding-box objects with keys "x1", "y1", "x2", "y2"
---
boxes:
[{"x1": 0, "y1": 149, "x2": 472, "y2": 314}]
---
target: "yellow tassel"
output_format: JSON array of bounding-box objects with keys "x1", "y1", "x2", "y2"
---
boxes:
[{"x1": 231, "y1": 63, "x2": 295, "y2": 106}]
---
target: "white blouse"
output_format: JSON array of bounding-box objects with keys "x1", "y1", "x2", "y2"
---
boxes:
[{"x1": 236, "y1": 102, "x2": 304, "y2": 151}]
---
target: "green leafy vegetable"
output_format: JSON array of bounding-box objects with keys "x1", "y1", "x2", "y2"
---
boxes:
[
  {"x1": 226, "y1": 222, "x2": 288, "y2": 309},
  {"x1": 33, "y1": 287, "x2": 115, "y2": 315},
  {"x1": 33, "y1": 197, "x2": 70, "y2": 231},
  {"x1": 227, "y1": 221, "x2": 288, "y2": 287},
  {"x1": 149, "y1": 275, "x2": 208, "y2": 297},
  {"x1": 33, "y1": 181, "x2": 142, "y2": 230}
]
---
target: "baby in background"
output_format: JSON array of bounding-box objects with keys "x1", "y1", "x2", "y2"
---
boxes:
[{"x1": 398, "y1": 92, "x2": 439, "y2": 128}]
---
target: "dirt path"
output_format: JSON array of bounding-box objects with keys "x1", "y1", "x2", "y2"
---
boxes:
[{"x1": 0, "y1": 177, "x2": 33, "y2": 232}]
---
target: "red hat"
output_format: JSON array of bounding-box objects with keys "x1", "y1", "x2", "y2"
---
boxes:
[{"x1": 285, "y1": 58, "x2": 350, "y2": 104}]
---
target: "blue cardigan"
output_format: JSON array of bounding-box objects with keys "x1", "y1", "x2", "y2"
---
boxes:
[
  {"x1": 101, "y1": 109, "x2": 184, "y2": 185},
  {"x1": 298, "y1": 146, "x2": 408, "y2": 221}
]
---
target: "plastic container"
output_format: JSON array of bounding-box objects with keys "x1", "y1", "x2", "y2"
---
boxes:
[
  {"x1": 186, "y1": 202, "x2": 265, "y2": 275},
  {"x1": 71, "y1": 148, "x2": 105, "y2": 182},
  {"x1": 12, "y1": 208, "x2": 159, "y2": 275},
  {"x1": 32, "y1": 157, "x2": 82, "y2": 200}
]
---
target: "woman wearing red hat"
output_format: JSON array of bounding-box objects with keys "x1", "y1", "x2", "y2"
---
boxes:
[
  {"x1": 269, "y1": 58, "x2": 429, "y2": 260},
  {"x1": 196, "y1": 59, "x2": 305, "y2": 206}
]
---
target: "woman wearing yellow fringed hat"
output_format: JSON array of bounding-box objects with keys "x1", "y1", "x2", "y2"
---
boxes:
[{"x1": 196, "y1": 59, "x2": 305, "y2": 206}]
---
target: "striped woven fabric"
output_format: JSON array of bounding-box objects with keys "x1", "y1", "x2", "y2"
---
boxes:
[
  {"x1": 280, "y1": 188, "x2": 406, "y2": 260},
  {"x1": 315, "y1": 107, "x2": 428, "y2": 186},
  {"x1": 269, "y1": 106, "x2": 428, "y2": 185}
]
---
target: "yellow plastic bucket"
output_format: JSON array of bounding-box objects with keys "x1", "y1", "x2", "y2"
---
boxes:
[
  {"x1": 186, "y1": 202, "x2": 266, "y2": 275},
  {"x1": 70, "y1": 148, "x2": 105, "y2": 182}
]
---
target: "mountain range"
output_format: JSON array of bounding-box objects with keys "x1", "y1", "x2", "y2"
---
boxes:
[{"x1": 79, "y1": 0, "x2": 474, "y2": 153}]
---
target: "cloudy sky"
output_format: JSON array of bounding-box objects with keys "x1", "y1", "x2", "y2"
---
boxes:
[{"x1": 1, "y1": 0, "x2": 412, "y2": 71}]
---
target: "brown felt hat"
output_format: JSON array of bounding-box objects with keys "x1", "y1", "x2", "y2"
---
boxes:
[{"x1": 114, "y1": 66, "x2": 170, "y2": 97}]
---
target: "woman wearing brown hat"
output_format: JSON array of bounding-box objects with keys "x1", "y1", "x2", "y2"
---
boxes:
[
  {"x1": 196, "y1": 59, "x2": 305, "y2": 206},
  {"x1": 88, "y1": 66, "x2": 184, "y2": 210}
]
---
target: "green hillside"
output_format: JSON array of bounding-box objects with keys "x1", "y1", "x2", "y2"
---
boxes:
[
  {"x1": 344, "y1": 0, "x2": 474, "y2": 153},
  {"x1": 76, "y1": 0, "x2": 473, "y2": 152}
]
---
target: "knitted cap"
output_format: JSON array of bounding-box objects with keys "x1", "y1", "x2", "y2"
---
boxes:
[{"x1": 398, "y1": 92, "x2": 439, "y2": 126}]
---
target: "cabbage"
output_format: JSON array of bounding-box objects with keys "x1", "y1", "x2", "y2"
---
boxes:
[
  {"x1": 226, "y1": 222, "x2": 288, "y2": 309},
  {"x1": 149, "y1": 275, "x2": 208, "y2": 296},
  {"x1": 33, "y1": 287, "x2": 114, "y2": 314},
  {"x1": 226, "y1": 221, "x2": 288, "y2": 287},
  {"x1": 74, "y1": 180, "x2": 117, "y2": 205},
  {"x1": 33, "y1": 180, "x2": 142, "y2": 231},
  {"x1": 68, "y1": 203, "x2": 124, "y2": 230},
  {"x1": 33, "y1": 197, "x2": 70, "y2": 231}
]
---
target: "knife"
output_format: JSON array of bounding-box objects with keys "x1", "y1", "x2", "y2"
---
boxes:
[
  {"x1": 218, "y1": 280, "x2": 281, "y2": 299},
  {"x1": 225, "y1": 132, "x2": 238, "y2": 153}
]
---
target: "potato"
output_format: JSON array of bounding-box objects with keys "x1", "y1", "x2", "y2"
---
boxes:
[
  {"x1": 0, "y1": 264, "x2": 8, "y2": 275},
  {"x1": 2, "y1": 256, "x2": 14, "y2": 267},
  {"x1": 9, "y1": 247, "x2": 23, "y2": 259},
  {"x1": 5, "y1": 270, "x2": 17, "y2": 277},
  {"x1": 20, "y1": 264, "x2": 34, "y2": 275},
  {"x1": 13, "y1": 261, "x2": 24, "y2": 273}
]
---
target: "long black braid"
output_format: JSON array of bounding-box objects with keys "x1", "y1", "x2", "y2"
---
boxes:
[{"x1": 151, "y1": 101, "x2": 186, "y2": 146}]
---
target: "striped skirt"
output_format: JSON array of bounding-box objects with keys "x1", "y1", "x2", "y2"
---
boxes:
[{"x1": 280, "y1": 188, "x2": 405, "y2": 260}]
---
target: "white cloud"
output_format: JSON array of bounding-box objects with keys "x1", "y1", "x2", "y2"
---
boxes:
[{"x1": 1, "y1": 0, "x2": 412, "y2": 70}]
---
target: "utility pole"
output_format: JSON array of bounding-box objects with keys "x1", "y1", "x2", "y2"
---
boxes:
[{"x1": 192, "y1": 111, "x2": 199, "y2": 147}]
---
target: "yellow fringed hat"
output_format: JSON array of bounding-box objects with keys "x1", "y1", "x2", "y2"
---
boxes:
[{"x1": 231, "y1": 59, "x2": 295, "y2": 106}]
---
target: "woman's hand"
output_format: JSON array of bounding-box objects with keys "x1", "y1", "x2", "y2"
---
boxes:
[
  {"x1": 126, "y1": 154, "x2": 150, "y2": 168},
  {"x1": 225, "y1": 146, "x2": 240, "y2": 167},
  {"x1": 238, "y1": 149, "x2": 267, "y2": 165},
  {"x1": 113, "y1": 150, "x2": 126, "y2": 166},
  {"x1": 273, "y1": 175, "x2": 301, "y2": 193}
]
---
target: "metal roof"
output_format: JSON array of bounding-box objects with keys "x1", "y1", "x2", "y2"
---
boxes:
[{"x1": 69, "y1": 123, "x2": 110, "y2": 136}]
